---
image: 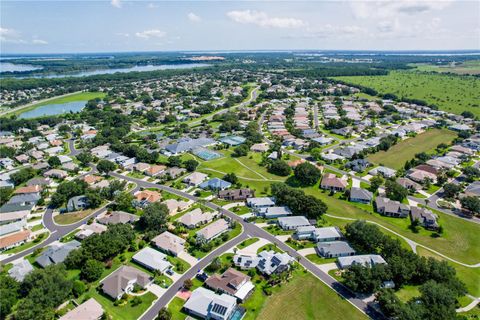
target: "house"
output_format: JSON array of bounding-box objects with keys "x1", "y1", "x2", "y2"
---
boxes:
[
  {"x1": 26, "y1": 177, "x2": 52, "y2": 187},
  {"x1": 369, "y1": 166, "x2": 396, "y2": 178},
  {"x1": 183, "y1": 172, "x2": 208, "y2": 186},
  {"x1": 97, "y1": 211, "x2": 139, "y2": 225},
  {"x1": 218, "y1": 189, "x2": 255, "y2": 201},
  {"x1": 278, "y1": 216, "x2": 310, "y2": 230},
  {"x1": 257, "y1": 250, "x2": 294, "y2": 275},
  {"x1": 101, "y1": 266, "x2": 152, "y2": 300},
  {"x1": 233, "y1": 255, "x2": 259, "y2": 270},
  {"x1": 134, "y1": 190, "x2": 162, "y2": 207},
  {"x1": 375, "y1": 197, "x2": 410, "y2": 218},
  {"x1": 410, "y1": 207, "x2": 439, "y2": 230},
  {"x1": 338, "y1": 254, "x2": 387, "y2": 269},
  {"x1": 164, "y1": 137, "x2": 216, "y2": 155},
  {"x1": 345, "y1": 159, "x2": 370, "y2": 172},
  {"x1": 178, "y1": 208, "x2": 216, "y2": 229},
  {"x1": 183, "y1": 287, "x2": 237, "y2": 320},
  {"x1": 67, "y1": 195, "x2": 88, "y2": 212},
  {"x1": 199, "y1": 178, "x2": 232, "y2": 191},
  {"x1": 145, "y1": 164, "x2": 167, "y2": 177},
  {"x1": 316, "y1": 241, "x2": 356, "y2": 258},
  {"x1": 83, "y1": 175, "x2": 103, "y2": 185},
  {"x1": 196, "y1": 219, "x2": 230, "y2": 241},
  {"x1": 59, "y1": 298, "x2": 103, "y2": 320},
  {"x1": 161, "y1": 167, "x2": 186, "y2": 179},
  {"x1": 349, "y1": 187, "x2": 373, "y2": 204},
  {"x1": 205, "y1": 268, "x2": 255, "y2": 302},
  {"x1": 44, "y1": 169, "x2": 68, "y2": 179},
  {"x1": 75, "y1": 222, "x2": 107, "y2": 240},
  {"x1": 132, "y1": 247, "x2": 172, "y2": 273},
  {"x1": 258, "y1": 206, "x2": 292, "y2": 219},
  {"x1": 7, "y1": 193, "x2": 41, "y2": 206},
  {"x1": 396, "y1": 177, "x2": 422, "y2": 191},
  {"x1": 151, "y1": 231, "x2": 186, "y2": 256},
  {"x1": 295, "y1": 226, "x2": 343, "y2": 242},
  {"x1": 464, "y1": 181, "x2": 480, "y2": 197},
  {"x1": 407, "y1": 170, "x2": 437, "y2": 184},
  {"x1": 0, "y1": 230, "x2": 31, "y2": 251},
  {"x1": 250, "y1": 143, "x2": 269, "y2": 152},
  {"x1": 8, "y1": 259, "x2": 34, "y2": 282},
  {"x1": 14, "y1": 185, "x2": 42, "y2": 195},
  {"x1": 320, "y1": 173, "x2": 348, "y2": 192},
  {"x1": 35, "y1": 240, "x2": 81, "y2": 267},
  {"x1": 133, "y1": 162, "x2": 151, "y2": 172},
  {"x1": 163, "y1": 198, "x2": 190, "y2": 215},
  {"x1": 246, "y1": 197, "x2": 275, "y2": 210}
]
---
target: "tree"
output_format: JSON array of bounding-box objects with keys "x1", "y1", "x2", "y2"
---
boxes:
[
  {"x1": 294, "y1": 162, "x2": 321, "y2": 186},
  {"x1": 271, "y1": 183, "x2": 327, "y2": 219},
  {"x1": 138, "y1": 202, "x2": 169, "y2": 237},
  {"x1": 183, "y1": 279, "x2": 193, "y2": 290},
  {"x1": 76, "y1": 152, "x2": 93, "y2": 166},
  {"x1": 462, "y1": 167, "x2": 480, "y2": 183},
  {"x1": 232, "y1": 144, "x2": 249, "y2": 157},
  {"x1": 0, "y1": 187, "x2": 13, "y2": 206},
  {"x1": 369, "y1": 176, "x2": 384, "y2": 192},
  {"x1": 385, "y1": 180, "x2": 408, "y2": 202},
  {"x1": 97, "y1": 159, "x2": 116, "y2": 175},
  {"x1": 48, "y1": 156, "x2": 61, "y2": 168},
  {"x1": 460, "y1": 196, "x2": 480, "y2": 214},
  {"x1": 114, "y1": 192, "x2": 134, "y2": 212},
  {"x1": 268, "y1": 159, "x2": 292, "y2": 176},
  {"x1": 0, "y1": 274, "x2": 19, "y2": 317},
  {"x1": 10, "y1": 167, "x2": 36, "y2": 186},
  {"x1": 184, "y1": 159, "x2": 199, "y2": 172},
  {"x1": 167, "y1": 156, "x2": 182, "y2": 167},
  {"x1": 156, "y1": 308, "x2": 172, "y2": 320},
  {"x1": 419, "y1": 280, "x2": 457, "y2": 320},
  {"x1": 81, "y1": 259, "x2": 104, "y2": 282},
  {"x1": 375, "y1": 289, "x2": 403, "y2": 318},
  {"x1": 85, "y1": 189, "x2": 102, "y2": 208},
  {"x1": 223, "y1": 173, "x2": 239, "y2": 185},
  {"x1": 72, "y1": 280, "x2": 86, "y2": 297},
  {"x1": 442, "y1": 183, "x2": 461, "y2": 199},
  {"x1": 206, "y1": 257, "x2": 222, "y2": 273}
]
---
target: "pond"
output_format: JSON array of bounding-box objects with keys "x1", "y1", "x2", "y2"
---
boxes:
[
  {"x1": 0, "y1": 62, "x2": 43, "y2": 73},
  {"x1": 18, "y1": 101, "x2": 86, "y2": 119}
]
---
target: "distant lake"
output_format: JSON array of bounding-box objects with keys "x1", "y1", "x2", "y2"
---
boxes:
[
  {"x1": 0, "y1": 62, "x2": 43, "y2": 72},
  {"x1": 19, "y1": 101, "x2": 86, "y2": 119},
  {"x1": 2, "y1": 63, "x2": 210, "y2": 78}
]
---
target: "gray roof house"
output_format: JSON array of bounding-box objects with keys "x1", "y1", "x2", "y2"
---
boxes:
[
  {"x1": 67, "y1": 195, "x2": 88, "y2": 212},
  {"x1": 277, "y1": 216, "x2": 310, "y2": 230},
  {"x1": 97, "y1": 211, "x2": 139, "y2": 225},
  {"x1": 233, "y1": 254, "x2": 259, "y2": 270},
  {"x1": 316, "y1": 241, "x2": 356, "y2": 258},
  {"x1": 295, "y1": 226, "x2": 343, "y2": 242},
  {"x1": 375, "y1": 197, "x2": 410, "y2": 218},
  {"x1": 369, "y1": 166, "x2": 396, "y2": 178},
  {"x1": 338, "y1": 254, "x2": 387, "y2": 269},
  {"x1": 8, "y1": 259, "x2": 34, "y2": 282},
  {"x1": 151, "y1": 231, "x2": 186, "y2": 256},
  {"x1": 196, "y1": 219, "x2": 230, "y2": 241},
  {"x1": 165, "y1": 138, "x2": 216, "y2": 155},
  {"x1": 183, "y1": 287, "x2": 237, "y2": 320},
  {"x1": 132, "y1": 247, "x2": 172, "y2": 273},
  {"x1": 59, "y1": 298, "x2": 103, "y2": 320},
  {"x1": 410, "y1": 207, "x2": 439, "y2": 230},
  {"x1": 258, "y1": 206, "x2": 292, "y2": 219},
  {"x1": 7, "y1": 193, "x2": 41, "y2": 206},
  {"x1": 199, "y1": 178, "x2": 232, "y2": 191},
  {"x1": 257, "y1": 250, "x2": 294, "y2": 275},
  {"x1": 246, "y1": 197, "x2": 275, "y2": 209},
  {"x1": 349, "y1": 187, "x2": 373, "y2": 204},
  {"x1": 465, "y1": 181, "x2": 480, "y2": 197},
  {"x1": 101, "y1": 265, "x2": 152, "y2": 300},
  {"x1": 36, "y1": 240, "x2": 81, "y2": 268}
]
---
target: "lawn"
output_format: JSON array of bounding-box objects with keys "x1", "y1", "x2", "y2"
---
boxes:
[
  {"x1": 395, "y1": 285, "x2": 420, "y2": 302},
  {"x1": 53, "y1": 209, "x2": 95, "y2": 225},
  {"x1": 333, "y1": 71, "x2": 480, "y2": 116},
  {"x1": 89, "y1": 290, "x2": 157, "y2": 320},
  {"x1": 166, "y1": 255, "x2": 191, "y2": 274},
  {"x1": 168, "y1": 297, "x2": 189, "y2": 320},
  {"x1": 305, "y1": 254, "x2": 336, "y2": 265},
  {"x1": 257, "y1": 243, "x2": 283, "y2": 254},
  {"x1": 256, "y1": 270, "x2": 367, "y2": 320},
  {"x1": 302, "y1": 185, "x2": 480, "y2": 266},
  {"x1": 237, "y1": 237, "x2": 259, "y2": 249},
  {"x1": 410, "y1": 60, "x2": 480, "y2": 75},
  {"x1": 367, "y1": 129, "x2": 457, "y2": 169}
]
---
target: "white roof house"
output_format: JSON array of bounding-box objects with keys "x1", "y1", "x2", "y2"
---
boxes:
[
  {"x1": 8, "y1": 259, "x2": 34, "y2": 282},
  {"x1": 277, "y1": 216, "x2": 311, "y2": 230},
  {"x1": 258, "y1": 206, "x2": 292, "y2": 219},
  {"x1": 183, "y1": 287, "x2": 237, "y2": 320},
  {"x1": 246, "y1": 197, "x2": 275, "y2": 209},
  {"x1": 132, "y1": 247, "x2": 172, "y2": 273},
  {"x1": 183, "y1": 172, "x2": 209, "y2": 186},
  {"x1": 178, "y1": 208, "x2": 216, "y2": 229},
  {"x1": 196, "y1": 219, "x2": 230, "y2": 241},
  {"x1": 59, "y1": 298, "x2": 103, "y2": 320},
  {"x1": 338, "y1": 254, "x2": 387, "y2": 269}
]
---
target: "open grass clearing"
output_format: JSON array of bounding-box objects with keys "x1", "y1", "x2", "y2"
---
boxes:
[
  {"x1": 237, "y1": 237, "x2": 259, "y2": 249},
  {"x1": 367, "y1": 129, "x2": 457, "y2": 169},
  {"x1": 395, "y1": 285, "x2": 420, "y2": 303},
  {"x1": 334, "y1": 71, "x2": 480, "y2": 117},
  {"x1": 53, "y1": 209, "x2": 95, "y2": 225}
]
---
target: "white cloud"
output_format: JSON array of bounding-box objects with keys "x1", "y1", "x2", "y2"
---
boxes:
[
  {"x1": 285, "y1": 24, "x2": 365, "y2": 39},
  {"x1": 32, "y1": 39, "x2": 48, "y2": 45},
  {"x1": 187, "y1": 12, "x2": 201, "y2": 23},
  {"x1": 351, "y1": 0, "x2": 453, "y2": 19},
  {"x1": 116, "y1": 32, "x2": 130, "y2": 37},
  {"x1": 111, "y1": 0, "x2": 122, "y2": 9},
  {"x1": 226, "y1": 10, "x2": 306, "y2": 29},
  {"x1": 0, "y1": 27, "x2": 25, "y2": 43},
  {"x1": 147, "y1": 3, "x2": 159, "y2": 9},
  {"x1": 135, "y1": 29, "x2": 166, "y2": 39}
]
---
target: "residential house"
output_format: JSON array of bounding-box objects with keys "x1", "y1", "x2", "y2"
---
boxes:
[
  {"x1": 246, "y1": 197, "x2": 275, "y2": 210},
  {"x1": 233, "y1": 255, "x2": 259, "y2": 270},
  {"x1": 464, "y1": 181, "x2": 480, "y2": 197},
  {"x1": 0, "y1": 230, "x2": 31, "y2": 251},
  {"x1": 320, "y1": 173, "x2": 348, "y2": 192},
  {"x1": 14, "y1": 185, "x2": 42, "y2": 195},
  {"x1": 258, "y1": 206, "x2": 292, "y2": 219},
  {"x1": 163, "y1": 198, "x2": 190, "y2": 215},
  {"x1": 178, "y1": 208, "x2": 216, "y2": 229},
  {"x1": 375, "y1": 197, "x2": 410, "y2": 218},
  {"x1": 196, "y1": 219, "x2": 230, "y2": 241},
  {"x1": 316, "y1": 241, "x2": 356, "y2": 258},
  {"x1": 345, "y1": 159, "x2": 371, "y2": 173},
  {"x1": 183, "y1": 172, "x2": 209, "y2": 186},
  {"x1": 101, "y1": 265, "x2": 152, "y2": 300},
  {"x1": 44, "y1": 169, "x2": 68, "y2": 179},
  {"x1": 410, "y1": 207, "x2": 439, "y2": 230},
  {"x1": 199, "y1": 178, "x2": 232, "y2": 191},
  {"x1": 35, "y1": 240, "x2": 81, "y2": 267},
  {"x1": 369, "y1": 166, "x2": 396, "y2": 178},
  {"x1": 338, "y1": 254, "x2": 387, "y2": 269},
  {"x1": 97, "y1": 211, "x2": 139, "y2": 225},
  {"x1": 396, "y1": 177, "x2": 422, "y2": 191},
  {"x1": 132, "y1": 247, "x2": 172, "y2": 273},
  {"x1": 134, "y1": 190, "x2": 162, "y2": 207},
  {"x1": 67, "y1": 195, "x2": 88, "y2": 212},
  {"x1": 183, "y1": 287, "x2": 237, "y2": 320},
  {"x1": 295, "y1": 226, "x2": 343, "y2": 242},
  {"x1": 59, "y1": 298, "x2": 103, "y2": 320},
  {"x1": 8, "y1": 259, "x2": 34, "y2": 282},
  {"x1": 145, "y1": 164, "x2": 167, "y2": 177},
  {"x1": 151, "y1": 231, "x2": 186, "y2": 256},
  {"x1": 217, "y1": 189, "x2": 254, "y2": 201},
  {"x1": 250, "y1": 143, "x2": 269, "y2": 152},
  {"x1": 407, "y1": 169, "x2": 437, "y2": 184},
  {"x1": 277, "y1": 216, "x2": 311, "y2": 230},
  {"x1": 205, "y1": 268, "x2": 255, "y2": 302},
  {"x1": 75, "y1": 223, "x2": 107, "y2": 240},
  {"x1": 349, "y1": 187, "x2": 373, "y2": 204},
  {"x1": 257, "y1": 250, "x2": 294, "y2": 276}
]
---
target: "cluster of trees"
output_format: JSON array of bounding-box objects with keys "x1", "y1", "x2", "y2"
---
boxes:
[
  {"x1": 343, "y1": 221, "x2": 465, "y2": 320},
  {"x1": 324, "y1": 117, "x2": 353, "y2": 130},
  {"x1": 271, "y1": 183, "x2": 327, "y2": 219},
  {"x1": 65, "y1": 224, "x2": 136, "y2": 282},
  {"x1": 385, "y1": 180, "x2": 409, "y2": 202},
  {"x1": 111, "y1": 143, "x2": 159, "y2": 164},
  {"x1": 214, "y1": 112, "x2": 241, "y2": 133},
  {"x1": 0, "y1": 116, "x2": 62, "y2": 132},
  {"x1": 137, "y1": 202, "x2": 169, "y2": 240},
  {"x1": 10, "y1": 167, "x2": 37, "y2": 186},
  {"x1": 377, "y1": 134, "x2": 400, "y2": 152},
  {"x1": 267, "y1": 159, "x2": 292, "y2": 176},
  {"x1": 293, "y1": 162, "x2": 322, "y2": 186},
  {"x1": 166, "y1": 156, "x2": 198, "y2": 172},
  {"x1": 243, "y1": 121, "x2": 263, "y2": 144}
]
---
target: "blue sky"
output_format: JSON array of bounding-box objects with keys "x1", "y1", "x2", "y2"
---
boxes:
[{"x1": 1, "y1": 0, "x2": 479, "y2": 53}]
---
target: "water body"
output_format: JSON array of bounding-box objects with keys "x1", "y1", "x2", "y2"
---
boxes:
[
  {"x1": 0, "y1": 62, "x2": 43, "y2": 72},
  {"x1": 19, "y1": 101, "x2": 86, "y2": 119}
]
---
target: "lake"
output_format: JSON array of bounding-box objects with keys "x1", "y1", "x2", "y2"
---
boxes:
[
  {"x1": 19, "y1": 101, "x2": 86, "y2": 119},
  {"x1": 0, "y1": 62, "x2": 43, "y2": 73}
]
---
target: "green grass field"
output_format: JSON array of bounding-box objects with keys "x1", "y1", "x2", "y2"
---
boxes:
[
  {"x1": 411, "y1": 60, "x2": 480, "y2": 75},
  {"x1": 367, "y1": 129, "x2": 457, "y2": 169},
  {"x1": 334, "y1": 71, "x2": 480, "y2": 116},
  {"x1": 257, "y1": 271, "x2": 367, "y2": 320}
]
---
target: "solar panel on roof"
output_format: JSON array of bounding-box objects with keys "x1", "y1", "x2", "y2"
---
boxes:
[{"x1": 212, "y1": 304, "x2": 227, "y2": 315}]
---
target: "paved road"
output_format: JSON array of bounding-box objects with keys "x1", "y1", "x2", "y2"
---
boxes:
[{"x1": 111, "y1": 172, "x2": 383, "y2": 320}]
